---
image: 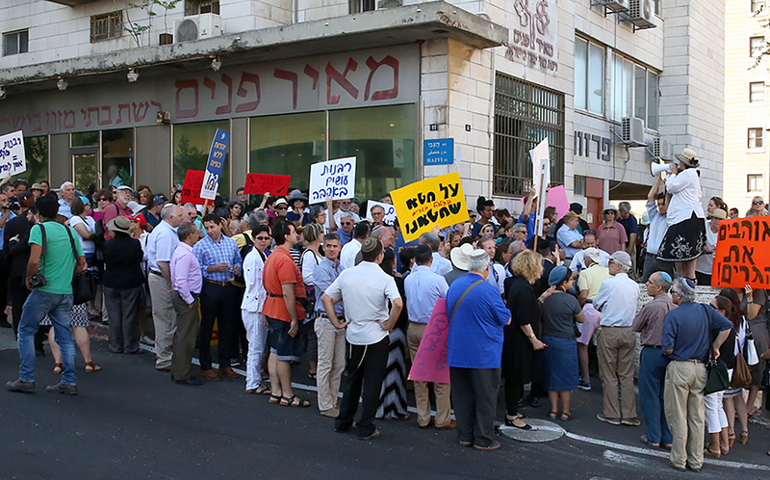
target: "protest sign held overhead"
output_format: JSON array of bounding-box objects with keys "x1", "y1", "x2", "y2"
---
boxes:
[
  {"x1": 308, "y1": 156, "x2": 356, "y2": 204},
  {"x1": 0, "y1": 130, "x2": 26, "y2": 178},
  {"x1": 244, "y1": 173, "x2": 291, "y2": 196},
  {"x1": 366, "y1": 200, "x2": 397, "y2": 225},
  {"x1": 181, "y1": 170, "x2": 206, "y2": 205},
  {"x1": 390, "y1": 172, "x2": 468, "y2": 242},
  {"x1": 712, "y1": 217, "x2": 770, "y2": 289},
  {"x1": 200, "y1": 128, "x2": 230, "y2": 200},
  {"x1": 408, "y1": 299, "x2": 450, "y2": 385}
]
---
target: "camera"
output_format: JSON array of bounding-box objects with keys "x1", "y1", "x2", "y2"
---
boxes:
[{"x1": 28, "y1": 273, "x2": 47, "y2": 289}]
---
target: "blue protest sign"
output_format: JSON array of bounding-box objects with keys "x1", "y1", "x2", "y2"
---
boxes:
[
  {"x1": 424, "y1": 138, "x2": 454, "y2": 166},
  {"x1": 200, "y1": 128, "x2": 230, "y2": 200}
]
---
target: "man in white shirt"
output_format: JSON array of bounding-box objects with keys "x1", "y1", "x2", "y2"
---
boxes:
[
  {"x1": 339, "y1": 222, "x2": 369, "y2": 270},
  {"x1": 333, "y1": 198, "x2": 361, "y2": 225},
  {"x1": 322, "y1": 238, "x2": 403, "y2": 441},
  {"x1": 420, "y1": 232, "x2": 452, "y2": 276},
  {"x1": 569, "y1": 231, "x2": 610, "y2": 274},
  {"x1": 593, "y1": 251, "x2": 641, "y2": 427},
  {"x1": 57, "y1": 181, "x2": 76, "y2": 219},
  {"x1": 642, "y1": 174, "x2": 674, "y2": 282}
]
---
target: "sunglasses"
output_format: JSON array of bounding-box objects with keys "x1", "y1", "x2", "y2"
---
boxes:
[
  {"x1": 277, "y1": 205, "x2": 288, "y2": 210},
  {"x1": 255, "y1": 236, "x2": 271, "y2": 241},
  {"x1": 97, "y1": 197, "x2": 107, "y2": 201},
  {"x1": 340, "y1": 221, "x2": 353, "y2": 225},
  {"x1": 753, "y1": 201, "x2": 764, "y2": 205}
]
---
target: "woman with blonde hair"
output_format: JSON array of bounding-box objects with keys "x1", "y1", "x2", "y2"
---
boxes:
[
  {"x1": 502, "y1": 249, "x2": 547, "y2": 429},
  {"x1": 745, "y1": 196, "x2": 767, "y2": 217}
]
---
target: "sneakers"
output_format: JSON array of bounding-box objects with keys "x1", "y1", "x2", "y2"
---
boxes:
[
  {"x1": 622, "y1": 417, "x2": 642, "y2": 427},
  {"x1": 596, "y1": 413, "x2": 621, "y2": 425},
  {"x1": 320, "y1": 407, "x2": 340, "y2": 418},
  {"x1": 358, "y1": 429, "x2": 381, "y2": 441},
  {"x1": 578, "y1": 379, "x2": 592, "y2": 391},
  {"x1": 46, "y1": 382, "x2": 78, "y2": 395},
  {"x1": 6, "y1": 379, "x2": 35, "y2": 393}
]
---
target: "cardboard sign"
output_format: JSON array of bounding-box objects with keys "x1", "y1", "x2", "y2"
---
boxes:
[
  {"x1": 365, "y1": 200, "x2": 397, "y2": 225},
  {"x1": 0, "y1": 130, "x2": 26, "y2": 178},
  {"x1": 530, "y1": 137, "x2": 550, "y2": 195},
  {"x1": 308, "y1": 156, "x2": 356, "y2": 204},
  {"x1": 181, "y1": 170, "x2": 206, "y2": 205},
  {"x1": 390, "y1": 172, "x2": 468, "y2": 242},
  {"x1": 408, "y1": 299, "x2": 450, "y2": 385},
  {"x1": 712, "y1": 217, "x2": 770, "y2": 288},
  {"x1": 424, "y1": 138, "x2": 454, "y2": 165},
  {"x1": 200, "y1": 128, "x2": 230, "y2": 200},
  {"x1": 244, "y1": 173, "x2": 291, "y2": 196},
  {"x1": 519, "y1": 184, "x2": 570, "y2": 221}
]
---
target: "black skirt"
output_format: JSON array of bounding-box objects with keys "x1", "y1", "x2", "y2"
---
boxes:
[{"x1": 657, "y1": 213, "x2": 706, "y2": 262}]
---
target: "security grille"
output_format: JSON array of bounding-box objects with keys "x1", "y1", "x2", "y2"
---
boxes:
[
  {"x1": 90, "y1": 11, "x2": 123, "y2": 42},
  {"x1": 493, "y1": 73, "x2": 564, "y2": 197}
]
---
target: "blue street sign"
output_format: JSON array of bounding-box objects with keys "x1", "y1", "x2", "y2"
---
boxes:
[
  {"x1": 201, "y1": 128, "x2": 230, "y2": 200},
  {"x1": 424, "y1": 138, "x2": 454, "y2": 165}
]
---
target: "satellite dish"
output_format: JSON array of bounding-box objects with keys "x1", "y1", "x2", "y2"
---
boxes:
[{"x1": 176, "y1": 19, "x2": 198, "y2": 42}]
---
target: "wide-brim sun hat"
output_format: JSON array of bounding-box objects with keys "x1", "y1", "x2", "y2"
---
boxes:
[
  {"x1": 450, "y1": 243, "x2": 474, "y2": 271},
  {"x1": 674, "y1": 148, "x2": 700, "y2": 168},
  {"x1": 106, "y1": 216, "x2": 132, "y2": 235}
]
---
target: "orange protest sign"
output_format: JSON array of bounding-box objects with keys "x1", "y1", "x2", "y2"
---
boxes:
[
  {"x1": 390, "y1": 172, "x2": 468, "y2": 242},
  {"x1": 711, "y1": 217, "x2": 770, "y2": 289}
]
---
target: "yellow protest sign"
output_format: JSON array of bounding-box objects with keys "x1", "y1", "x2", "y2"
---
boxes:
[{"x1": 391, "y1": 172, "x2": 469, "y2": 242}]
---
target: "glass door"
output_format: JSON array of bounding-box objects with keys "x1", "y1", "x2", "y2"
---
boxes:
[{"x1": 72, "y1": 148, "x2": 99, "y2": 194}]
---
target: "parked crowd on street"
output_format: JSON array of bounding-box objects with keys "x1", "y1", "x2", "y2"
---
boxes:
[{"x1": 3, "y1": 148, "x2": 770, "y2": 469}]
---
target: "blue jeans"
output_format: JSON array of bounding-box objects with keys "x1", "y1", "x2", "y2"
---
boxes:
[
  {"x1": 18, "y1": 289, "x2": 76, "y2": 385},
  {"x1": 638, "y1": 346, "x2": 672, "y2": 445}
]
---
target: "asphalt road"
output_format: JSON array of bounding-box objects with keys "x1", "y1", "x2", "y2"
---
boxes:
[{"x1": 0, "y1": 330, "x2": 768, "y2": 480}]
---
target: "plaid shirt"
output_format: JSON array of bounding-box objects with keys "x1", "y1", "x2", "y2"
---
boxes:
[{"x1": 193, "y1": 234, "x2": 242, "y2": 283}]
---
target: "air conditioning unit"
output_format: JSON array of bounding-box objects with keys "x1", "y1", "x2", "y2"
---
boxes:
[
  {"x1": 600, "y1": 0, "x2": 630, "y2": 14},
  {"x1": 175, "y1": 13, "x2": 222, "y2": 42},
  {"x1": 653, "y1": 137, "x2": 672, "y2": 160},
  {"x1": 621, "y1": 117, "x2": 646, "y2": 147},
  {"x1": 628, "y1": 0, "x2": 656, "y2": 30}
]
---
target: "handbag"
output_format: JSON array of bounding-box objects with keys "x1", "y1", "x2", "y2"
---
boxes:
[
  {"x1": 745, "y1": 331, "x2": 759, "y2": 366},
  {"x1": 730, "y1": 341, "x2": 753, "y2": 388},
  {"x1": 703, "y1": 305, "x2": 730, "y2": 395}
]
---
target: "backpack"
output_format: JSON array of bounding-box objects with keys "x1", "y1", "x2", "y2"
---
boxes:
[{"x1": 299, "y1": 249, "x2": 320, "y2": 321}]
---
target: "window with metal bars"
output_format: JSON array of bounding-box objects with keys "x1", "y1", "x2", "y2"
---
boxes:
[
  {"x1": 90, "y1": 11, "x2": 123, "y2": 42},
  {"x1": 493, "y1": 73, "x2": 565, "y2": 197}
]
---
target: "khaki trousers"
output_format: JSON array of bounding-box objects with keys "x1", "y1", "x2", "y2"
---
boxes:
[
  {"x1": 171, "y1": 292, "x2": 199, "y2": 381},
  {"x1": 149, "y1": 274, "x2": 177, "y2": 369},
  {"x1": 407, "y1": 322, "x2": 452, "y2": 427},
  {"x1": 596, "y1": 326, "x2": 637, "y2": 419},
  {"x1": 314, "y1": 316, "x2": 347, "y2": 412},
  {"x1": 664, "y1": 360, "x2": 706, "y2": 470}
]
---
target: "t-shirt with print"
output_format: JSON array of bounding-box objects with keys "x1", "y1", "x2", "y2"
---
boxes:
[
  {"x1": 262, "y1": 246, "x2": 306, "y2": 322},
  {"x1": 29, "y1": 221, "x2": 84, "y2": 295}
]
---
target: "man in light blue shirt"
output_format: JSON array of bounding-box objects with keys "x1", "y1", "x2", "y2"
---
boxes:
[
  {"x1": 404, "y1": 245, "x2": 452, "y2": 429},
  {"x1": 557, "y1": 212, "x2": 585, "y2": 264},
  {"x1": 642, "y1": 174, "x2": 674, "y2": 282},
  {"x1": 420, "y1": 232, "x2": 451, "y2": 276}
]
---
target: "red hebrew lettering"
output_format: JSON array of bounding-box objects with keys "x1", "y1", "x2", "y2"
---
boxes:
[
  {"x1": 116, "y1": 103, "x2": 131, "y2": 124},
  {"x1": 99, "y1": 106, "x2": 113, "y2": 125},
  {"x1": 133, "y1": 102, "x2": 150, "y2": 122},
  {"x1": 274, "y1": 68, "x2": 299, "y2": 110},
  {"x1": 235, "y1": 72, "x2": 261, "y2": 113},
  {"x1": 215, "y1": 74, "x2": 233, "y2": 115},
  {"x1": 325, "y1": 58, "x2": 359, "y2": 105},
  {"x1": 304, "y1": 65, "x2": 319, "y2": 90},
  {"x1": 150, "y1": 101, "x2": 163, "y2": 116},
  {"x1": 364, "y1": 55, "x2": 399, "y2": 101},
  {"x1": 203, "y1": 77, "x2": 217, "y2": 99},
  {"x1": 175, "y1": 79, "x2": 199, "y2": 119},
  {"x1": 62, "y1": 110, "x2": 76, "y2": 129},
  {"x1": 27, "y1": 113, "x2": 42, "y2": 132},
  {"x1": 81, "y1": 107, "x2": 99, "y2": 127},
  {"x1": 11, "y1": 116, "x2": 25, "y2": 130}
]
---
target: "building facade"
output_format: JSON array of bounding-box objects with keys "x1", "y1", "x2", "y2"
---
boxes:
[
  {"x1": 724, "y1": 0, "x2": 769, "y2": 215},
  {"x1": 1, "y1": 0, "x2": 724, "y2": 225}
]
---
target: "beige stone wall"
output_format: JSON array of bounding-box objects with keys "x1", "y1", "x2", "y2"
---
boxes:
[{"x1": 723, "y1": 0, "x2": 770, "y2": 215}]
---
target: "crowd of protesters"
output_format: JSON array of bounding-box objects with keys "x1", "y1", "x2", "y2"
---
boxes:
[{"x1": 3, "y1": 147, "x2": 770, "y2": 467}]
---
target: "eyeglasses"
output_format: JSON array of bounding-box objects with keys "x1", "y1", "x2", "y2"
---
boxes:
[
  {"x1": 255, "y1": 236, "x2": 271, "y2": 241},
  {"x1": 97, "y1": 198, "x2": 107, "y2": 201},
  {"x1": 340, "y1": 221, "x2": 352, "y2": 225},
  {"x1": 277, "y1": 206, "x2": 288, "y2": 210},
  {"x1": 543, "y1": 223, "x2": 551, "y2": 227},
  {"x1": 753, "y1": 201, "x2": 764, "y2": 205}
]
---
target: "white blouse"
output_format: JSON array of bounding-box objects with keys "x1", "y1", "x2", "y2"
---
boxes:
[{"x1": 665, "y1": 168, "x2": 704, "y2": 225}]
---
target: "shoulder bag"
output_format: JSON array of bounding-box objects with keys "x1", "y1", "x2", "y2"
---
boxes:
[
  {"x1": 731, "y1": 335, "x2": 753, "y2": 388},
  {"x1": 703, "y1": 304, "x2": 730, "y2": 395}
]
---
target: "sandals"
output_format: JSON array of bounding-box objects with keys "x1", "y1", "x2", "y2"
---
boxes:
[
  {"x1": 53, "y1": 363, "x2": 62, "y2": 374},
  {"x1": 728, "y1": 432, "x2": 736, "y2": 448},
  {"x1": 245, "y1": 385, "x2": 272, "y2": 395},
  {"x1": 268, "y1": 394, "x2": 282, "y2": 404},
  {"x1": 280, "y1": 395, "x2": 311, "y2": 408},
  {"x1": 84, "y1": 362, "x2": 101, "y2": 372},
  {"x1": 308, "y1": 372, "x2": 317, "y2": 380},
  {"x1": 549, "y1": 411, "x2": 558, "y2": 420},
  {"x1": 560, "y1": 412, "x2": 574, "y2": 421},
  {"x1": 739, "y1": 430, "x2": 749, "y2": 445},
  {"x1": 703, "y1": 446, "x2": 721, "y2": 458}
]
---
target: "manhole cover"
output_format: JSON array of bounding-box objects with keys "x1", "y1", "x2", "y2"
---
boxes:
[{"x1": 497, "y1": 418, "x2": 565, "y2": 443}]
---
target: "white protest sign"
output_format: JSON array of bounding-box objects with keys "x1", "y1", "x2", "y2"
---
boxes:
[
  {"x1": 308, "y1": 156, "x2": 357, "y2": 204},
  {"x1": 529, "y1": 138, "x2": 550, "y2": 238},
  {"x1": 0, "y1": 130, "x2": 26, "y2": 178},
  {"x1": 366, "y1": 200, "x2": 397, "y2": 225}
]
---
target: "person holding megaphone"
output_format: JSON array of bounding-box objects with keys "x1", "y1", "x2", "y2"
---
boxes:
[{"x1": 655, "y1": 148, "x2": 706, "y2": 282}]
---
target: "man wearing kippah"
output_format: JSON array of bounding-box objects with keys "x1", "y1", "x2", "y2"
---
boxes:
[
  {"x1": 662, "y1": 278, "x2": 731, "y2": 473},
  {"x1": 632, "y1": 272, "x2": 676, "y2": 448},
  {"x1": 593, "y1": 251, "x2": 641, "y2": 427}
]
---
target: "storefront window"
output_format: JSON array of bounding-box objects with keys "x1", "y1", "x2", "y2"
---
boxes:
[
  {"x1": 102, "y1": 128, "x2": 134, "y2": 188},
  {"x1": 71, "y1": 131, "x2": 98, "y2": 147},
  {"x1": 11, "y1": 135, "x2": 48, "y2": 185},
  {"x1": 329, "y1": 104, "x2": 416, "y2": 201},
  {"x1": 249, "y1": 112, "x2": 326, "y2": 193},
  {"x1": 173, "y1": 120, "x2": 230, "y2": 199}
]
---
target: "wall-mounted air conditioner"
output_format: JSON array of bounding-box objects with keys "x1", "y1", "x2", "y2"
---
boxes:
[
  {"x1": 621, "y1": 117, "x2": 646, "y2": 147},
  {"x1": 599, "y1": 0, "x2": 630, "y2": 14},
  {"x1": 175, "y1": 13, "x2": 222, "y2": 42},
  {"x1": 628, "y1": 0, "x2": 656, "y2": 30},
  {"x1": 653, "y1": 137, "x2": 672, "y2": 160}
]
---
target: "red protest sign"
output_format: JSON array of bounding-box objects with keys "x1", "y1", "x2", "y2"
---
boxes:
[
  {"x1": 181, "y1": 170, "x2": 206, "y2": 205},
  {"x1": 712, "y1": 217, "x2": 770, "y2": 289},
  {"x1": 244, "y1": 173, "x2": 291, "y2": 196},
  {"x1": 407, "y1": 299, "x2": 450, "y2": 384}
]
